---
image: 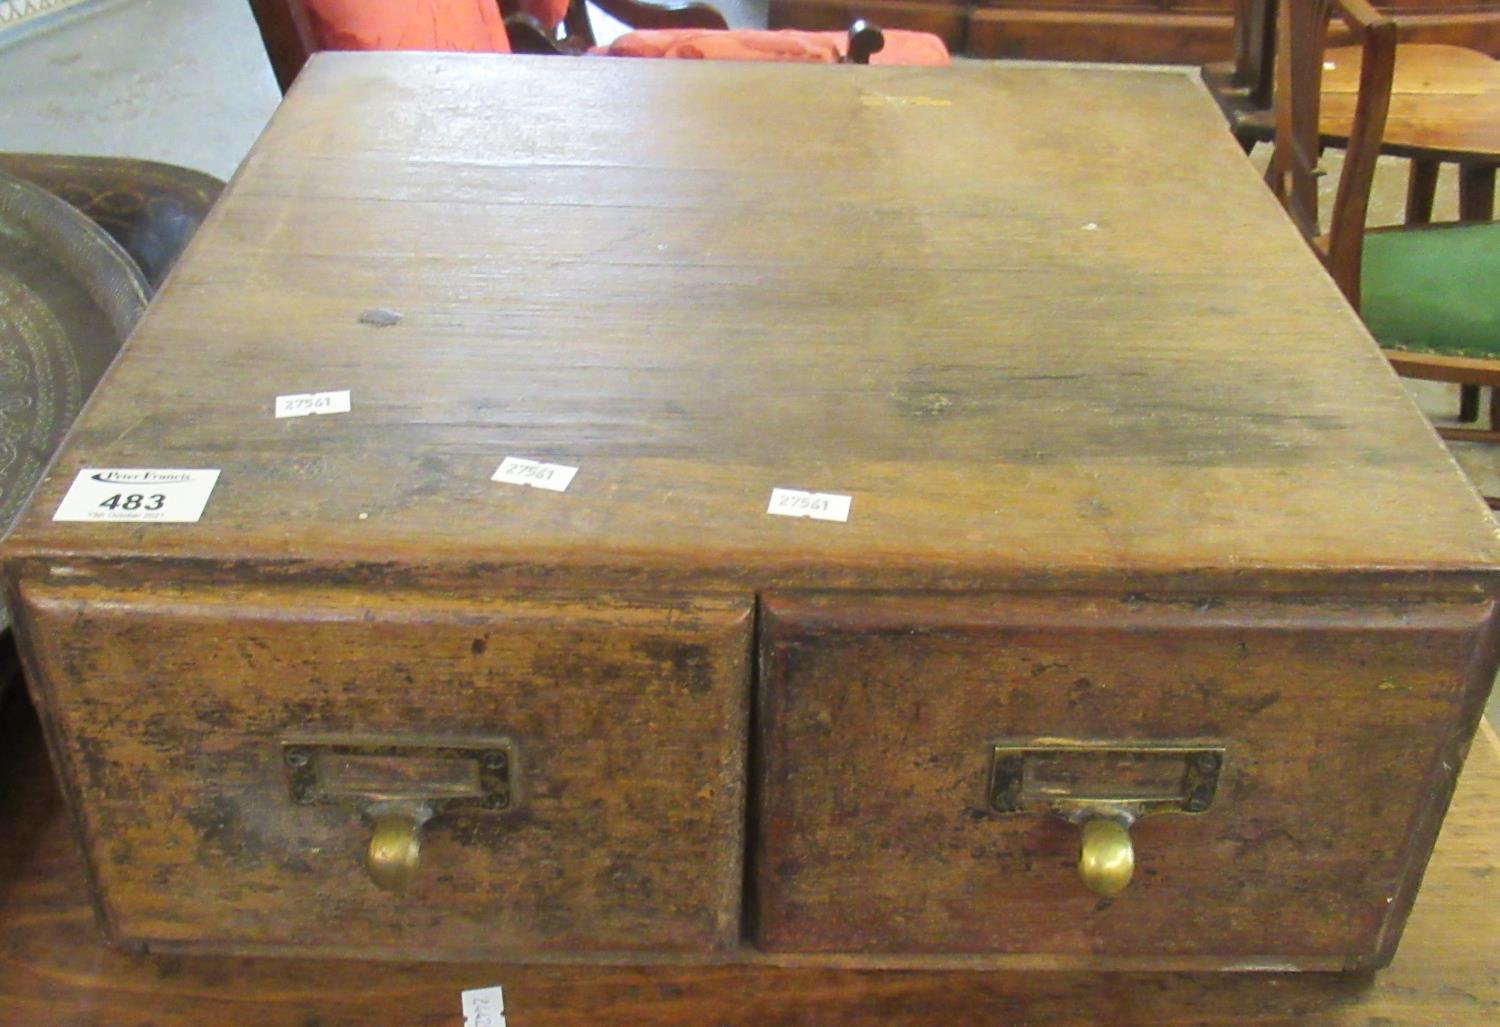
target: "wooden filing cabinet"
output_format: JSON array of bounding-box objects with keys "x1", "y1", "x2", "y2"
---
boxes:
[{"x1": 3, "y1": 55, "x2": 1497, "y2": 970}]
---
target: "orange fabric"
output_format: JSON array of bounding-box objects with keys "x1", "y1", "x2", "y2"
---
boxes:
[
  {"x1": 592, "y1": 28, "x2": 950, "y2": 66},
  {"x1": 306, "y1": 0, "x2": 511, "y2": 54},
  {"x1": 596, "y1": 29, "x2": 841, "y2": 63},
  {"x1": 516, "y1": 0, "x2": 572, "y2": 32},
  {"x1": 862, "y1": 29, "x2": 950, "y2": 67}
]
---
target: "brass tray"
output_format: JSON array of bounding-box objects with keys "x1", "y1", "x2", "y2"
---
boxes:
[{"x1": 0, "y1": 168, "x2": 149, "y2": 631}]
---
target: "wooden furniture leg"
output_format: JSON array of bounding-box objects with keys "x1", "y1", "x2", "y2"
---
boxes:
[
  {"x1": 1460, "y1": 385, "x2": 1482, "y2": 422},
  {"x1": 1406, "y1": 157, "x2": 1439, "y2": 224},
  {"x1": 1459, "y1": 163, "x2": 1497, "y2": 221}
]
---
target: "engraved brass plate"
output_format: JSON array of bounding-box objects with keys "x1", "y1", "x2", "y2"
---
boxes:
[
  {"x1": 282, "y1": 737, "x2": 513, "y2": 814},
  {"x1": 989, "y1": 741, "x2": 1223, "y2": 818}
]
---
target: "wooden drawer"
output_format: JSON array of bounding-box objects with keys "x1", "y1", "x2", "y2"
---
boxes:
[
  {"x1": 752, "y1": 593, "x2": 1497, "y2": 969},
  {"x1": 15, "y1": 581, "x2": 751, "y2": 959}
]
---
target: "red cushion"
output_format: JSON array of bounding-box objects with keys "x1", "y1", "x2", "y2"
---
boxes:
[
  {"x1": 516, "y1": 0, "x2": 573, "y2": 32},
  {"x1": 592, "y1": 28, "x2": 951, "y2": 66},
  {"x1": 862, "y1": 29, "x2": 951, "y2": 66},
  {"x1": 305, "y1": 0, "x2": 512, "y2": 54}
]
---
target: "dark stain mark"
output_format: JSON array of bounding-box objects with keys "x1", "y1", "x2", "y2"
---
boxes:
[
  {"x1": 1188, "y1": 676, "x2": 1218, "y2": 704},
  {"x1": 183, "y1": 796, "x2": 265, "y2": 870},
  {"x1": 639, "y1": 640, "x2": 714, "y2": 696},
  {"x1": 357, "y1": 307, "x2": 402, "y2": 327},
  {"x1": 1241, "y1": 691, "x2": 1281, "y2": 714},
  {"x1": 601, "y1": 857, "x2": 654, "y2": 901},
  {"x1": 1067, "y1": 676, "x2": 1096, "y2": 705},
  {"x1": 74, "y1": 734, "x2": 115, "y2": 786},
  {"x1": 184, "y1": 795, "x2": 238, "y2": 844},
  {"x1": 471, "y1": 637, "x2": 487, "y2": 656},
  {"x1": 1030, "y1": 660, "x2": 1069, "y2": 678},
  {"x1": 196, "y1": 704, "x2": 234, "y2": 729}
]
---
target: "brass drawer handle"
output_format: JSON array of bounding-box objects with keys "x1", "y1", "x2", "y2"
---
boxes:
[
  {"x1": 1078, "y1": 817, "x2": 1134, "y2": 898},
  {"x1": 989, "y1": 741, "x2": 1224, "y2": 898},
  {"x1": 366, "y1": 801, "x2": 433, "y2": 893},
  {"x1": 283, "y1": 737, "x2": 514, "y2": 893}
]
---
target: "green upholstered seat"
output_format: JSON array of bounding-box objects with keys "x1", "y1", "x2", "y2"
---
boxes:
[{"x1": 1360, "y1": 222, "x2": 1500, "y2": 360}]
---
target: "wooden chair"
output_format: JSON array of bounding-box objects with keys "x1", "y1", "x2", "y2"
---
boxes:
[
  {"x1": 248, "y1": 0, "x2": 919, "y2": 94},
  {"x1": 1267, "y1": 0, "x2": 1500, "y2": 504},
  {"x1": 503, "y1": 0, "x2": 729, "y2": 54},
  {"x1": 1201, "y1": 0, "x2": 1279, "y2": 153},
  {"x1": 1204, "y1": 0, "x2": 1500, "y2": 223}
]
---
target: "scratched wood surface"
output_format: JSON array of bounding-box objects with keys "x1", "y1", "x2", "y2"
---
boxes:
[
  {"x1": 3, "y1": 54, "x2": 1497, "y2": 595},
  {"x1": 0, "y1": 704, "x2": 1495, "y2": 1025},
  {"x1": 13, "y1": 583, "x2": 752, "y2": 959},
  {"x1": 754, "y1": 593, "x2": 1497, "y2": 967}
]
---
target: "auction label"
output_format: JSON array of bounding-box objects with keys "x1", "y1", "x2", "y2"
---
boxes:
[
  {"x1": 52, "y1": 468, "x2": 222, "y2": 523},
  {"x1": 461, "y1": 985, "x2": 506, "y2": 1027},
  {"x1": 491, "y1": 457, "x2": 577, "y2": 493},
  {"x1": 275, "y1": 389, "x2": 351, "y2": 418},
  {"x1": 767, "y1": 487, "x2": 852, "y2": 523}
]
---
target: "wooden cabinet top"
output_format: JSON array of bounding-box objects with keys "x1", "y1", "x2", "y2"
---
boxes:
[{"x1": 5, "y1": 55, "x2": 1495, "y2": 592}]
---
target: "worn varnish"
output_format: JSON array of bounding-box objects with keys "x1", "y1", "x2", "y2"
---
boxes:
[
  {"x1": 15, "y1": 583, "x2": 750, "y2": 958},
  {"x1": 755, "y1": 593, "x2": 1495, "y2": 966},
  {"x1": 1, "y1": 707, "x2": 1497, "y2": 1022},
  {"x1": 2, "y1": 55, "x2": 1498, "y2": 967}
]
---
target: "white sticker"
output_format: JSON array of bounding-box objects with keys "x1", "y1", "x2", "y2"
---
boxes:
[
  {"x1": 461, "y1": 985, "x2": 506, "y2": 1027},
  {"x1": 275, "y1": 389, "x2": 351, "y2": 418},
  {"x1": 491, "y1": 456, "x2": 577, "y2": 493},
  {"x1": 52, "y1": 468, "x2": 221, "y2": 523},
  {"x1": 767, "y1": 487, "x2": 852, "y2": 523}
]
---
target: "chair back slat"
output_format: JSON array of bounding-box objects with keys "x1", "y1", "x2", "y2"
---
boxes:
[
  {"x1": 248, "y1": 0, "x2": 319, "y2": 93},
  {"x1": 1232, "y1": 0, "x2": 1279, "y2": 108},
  {"x1": 1265, "y1": 0, "x2": 1396, "y2": 307}
]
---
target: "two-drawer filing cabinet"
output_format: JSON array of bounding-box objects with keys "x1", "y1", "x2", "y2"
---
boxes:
[{"x1": 4, "y1": 55, "x2": 1497, "y2": 970}]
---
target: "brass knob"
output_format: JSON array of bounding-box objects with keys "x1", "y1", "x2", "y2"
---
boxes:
[
  {"x1": 1078, "y1": 817, "x2": 1134, "y2": 897},
  {"x1": 365, "y1": 802, "x2": 432, "y2": 893}
]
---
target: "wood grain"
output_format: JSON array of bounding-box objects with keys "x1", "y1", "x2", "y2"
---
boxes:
[
  {"x1": 0, "y1": 705, "x2": 1496, "y2": 1023},
  {"x1": 14, "y1": 582, "x2": 752, "y2": 959},
  {"x1": 1317, "y1": 44, "x2": 1500, "y2": 163},
  {"x1": 3, "y1": 57, "x2": 1496, "y2": 595},
  {"x1": 754, "y1": 592, "x2": 1497, "y2": 967}
]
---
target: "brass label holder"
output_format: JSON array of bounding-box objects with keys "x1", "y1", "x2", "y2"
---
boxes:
[
  {"x1": 989, "y1": 741, "x2": 1224, "y2": 898},
  {"x1": 282, "y1": 736, "x2": 514, "y2": 893}
]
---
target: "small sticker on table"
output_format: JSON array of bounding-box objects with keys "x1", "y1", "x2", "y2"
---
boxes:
[
  {"x1": 767, "y1": 487, "x2": 852, "y2": 523},
  {"x1": 461, "y1": 985, "x2": 506, "y2": 1027},
  {"x1": 492, "y1": 456, "x2": 577, "y2": 493},
  {"x1": 275, "y1": 389, "x2": 351, "y2": 418},
  {"x1": 52, "y1": 468, "x2": 221, "y2": 523}
]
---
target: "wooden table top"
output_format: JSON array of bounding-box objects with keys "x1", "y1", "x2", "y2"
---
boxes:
[
  {"x1": 1321, "y1": 44, "x2": 1500, "y2": 164},
  {"x1": 5, "y1": 54, "x2": 1495, "y2": 596},
  {"x1": 0, "y1": 696, "x2": 1494, "y2": 1025}
]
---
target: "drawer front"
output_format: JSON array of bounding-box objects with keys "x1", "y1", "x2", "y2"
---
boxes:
[
  {"x1": 753, "y1": 593, "x2": 1496, "y2": 964},
  {"x1": 17, "y1": 582, "x2": 751, "y2": 958}
]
